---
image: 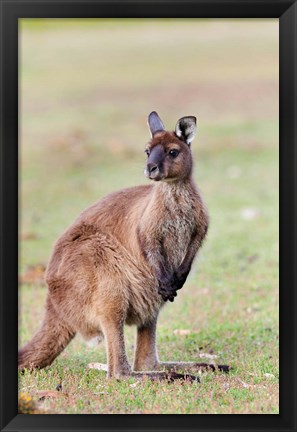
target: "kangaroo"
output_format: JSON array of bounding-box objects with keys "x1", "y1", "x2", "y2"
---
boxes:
[{"x1": 19, "y1": 112, "x2": 228, "y2": 381}]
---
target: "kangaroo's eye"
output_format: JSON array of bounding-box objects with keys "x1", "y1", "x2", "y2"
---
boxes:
[
  {"x1": 169, "y1": 149, "x2": 179, "y2": 158},
  {"x1": 145, "y1": 149, "x2": 150, "y2": 156}
]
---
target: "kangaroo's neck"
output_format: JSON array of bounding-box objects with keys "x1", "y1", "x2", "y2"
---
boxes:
[{"x1": 151, "y1": 177, "x2": 197, "y2": 209}]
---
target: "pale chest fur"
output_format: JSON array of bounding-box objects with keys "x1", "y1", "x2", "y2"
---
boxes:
[
  {"x1": 138, "y1": 182, "x2": 200, "y2": 273},
  {"x1": 157, "y1": 185, "x2": 197, "y2": 269}
]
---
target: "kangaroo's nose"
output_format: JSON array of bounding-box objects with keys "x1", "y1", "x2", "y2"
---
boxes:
[
  {"x1": 147, "y1": 162, "x2": 158, "y2": 174},
  {"x1": 146, "y1": 162, "x2": 160, "y2": 179}
]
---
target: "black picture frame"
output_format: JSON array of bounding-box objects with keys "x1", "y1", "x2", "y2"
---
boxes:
[{"x1": 0, "y1": 1, "x2": 296, "y2": 431}]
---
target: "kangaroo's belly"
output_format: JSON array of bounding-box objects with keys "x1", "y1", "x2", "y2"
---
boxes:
[{"x1": 124, "y1": 266, "x2": 163, "y2": 327}]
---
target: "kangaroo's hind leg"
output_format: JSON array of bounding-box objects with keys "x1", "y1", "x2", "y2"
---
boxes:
[
  {"x1": 133, "y1": 317, "x2": 159, "y2": 371},
  {"x1": 131, "y1": 318, "x2": 196, "y2": 382},
  {"x1": 100, "y1": 312, "x2": 131, "y2": 379},
  {"x1": 133, "y1": 319, "x2": 230, "y2": 378}
]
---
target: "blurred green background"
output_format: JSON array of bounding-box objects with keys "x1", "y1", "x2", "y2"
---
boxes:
[{"x1": 19, "y1": 19, "x2": 279, "y2": 414}]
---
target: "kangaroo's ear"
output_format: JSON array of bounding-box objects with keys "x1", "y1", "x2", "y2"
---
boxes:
[
  {"x1": 148, "y1": 111, "x2": 165, "y2": 137},
  {"x1": 175, "y1": 116, "x2": 197, "y2": 145}
]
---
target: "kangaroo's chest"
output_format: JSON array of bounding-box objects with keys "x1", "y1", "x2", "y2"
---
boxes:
[{"x1": 158, "y1": 198, "x2": 196, "y2": 268}]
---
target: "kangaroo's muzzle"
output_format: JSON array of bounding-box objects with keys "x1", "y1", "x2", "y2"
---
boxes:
[{"x1": 144, "y1": 145, "x2": 164, "y2": 180}]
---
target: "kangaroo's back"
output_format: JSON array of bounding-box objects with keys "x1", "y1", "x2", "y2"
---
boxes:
[{"x1": 47, "y1": 184, "x2": 153, "y2": 268}]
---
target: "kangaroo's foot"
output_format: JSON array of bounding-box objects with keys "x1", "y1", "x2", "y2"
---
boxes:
[
  {"x1": 156, "y1": 361, "x2": 231, "y2": 373},
  {"x1": 86, "y1": 363, "x2": 199, "y2": 382},
  {"x1": 132, "y1": 371, "x2": 200, "y2": 383}
]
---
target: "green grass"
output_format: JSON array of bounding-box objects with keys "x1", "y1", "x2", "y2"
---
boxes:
[{"x1": 19, "y1": 19, "x2": 278, "y2": 414}]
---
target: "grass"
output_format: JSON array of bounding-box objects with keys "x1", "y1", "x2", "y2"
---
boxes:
[{"x1": 19, "y1": 19, "x2": 279, "y2": 414}]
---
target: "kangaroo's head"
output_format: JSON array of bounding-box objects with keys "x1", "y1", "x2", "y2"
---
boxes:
[{"x1": 144, "y1": 111, "x2": 196, "y2": 182}]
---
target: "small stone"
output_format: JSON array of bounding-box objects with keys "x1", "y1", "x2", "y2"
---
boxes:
[
  {"x1": 173, "y1": 329, "x2": 191, "y2": 336},
  {"x1": 87, "y1": 363, "x2": 108, "y2": 371},
  {"x1": 129, "y1": 382, "x2": 140, "y2": 388},
  {"x1": 264, "y1": 373, "x2": 275, "y2": 379},
  {"x1": 199, "y1": 353, "x2": 218, "y2": 360}
]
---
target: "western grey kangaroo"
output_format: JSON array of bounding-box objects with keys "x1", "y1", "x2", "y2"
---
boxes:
[{"x1": 19, "y1": 112, "x2": 228, "y2": 381}]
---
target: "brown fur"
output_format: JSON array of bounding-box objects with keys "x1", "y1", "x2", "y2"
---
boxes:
[{"x1": 19, "y1": 113, "x2": 213, "y2": 380}]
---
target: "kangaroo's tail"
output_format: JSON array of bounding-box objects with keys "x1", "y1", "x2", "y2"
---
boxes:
[{"x1": 18, "y1": 296, "x2": 75, "y2": 370}]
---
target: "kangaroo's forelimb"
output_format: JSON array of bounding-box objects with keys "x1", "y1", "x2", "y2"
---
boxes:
[{"x1": 159, "y1": 229, "x2": 208, "y2": 301}]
